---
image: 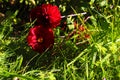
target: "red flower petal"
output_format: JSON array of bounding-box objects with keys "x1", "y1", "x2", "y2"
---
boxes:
[
  {"x1": 30, "y1": 4, "x2": 61, "y2": 28},
  {"x1": 27, "y1": 25, "x2": 54, "y2": 53}
]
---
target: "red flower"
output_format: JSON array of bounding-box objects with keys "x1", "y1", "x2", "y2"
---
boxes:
[
  {"x1": 30, "y1": 4, "x2": 61, "y2": 28},
  {"x1": 85, "y1": 34, "x2": 90, "y2": 39},
  {"x1": 27, "y1": 25, "x2": 54, "y2": 53},
  {"x1": 79, "y1": 25, "x2": 85, "y2": 31}
]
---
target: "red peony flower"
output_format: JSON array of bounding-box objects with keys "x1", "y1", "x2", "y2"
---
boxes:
[
  {"x1": 30, "y1": 4, "x2": 61, "y2": 28},
  {"x1": 27, "y1": 25, "x2": 54, "y2": 53}
]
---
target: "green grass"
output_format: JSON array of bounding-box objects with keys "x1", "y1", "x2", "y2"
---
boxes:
[{"x1": 0, "y1": 0, "x2": 120, "y2": 80}]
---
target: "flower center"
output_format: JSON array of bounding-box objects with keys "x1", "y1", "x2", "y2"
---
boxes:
[
  {"x1": 45, "y1": 15, "x2": 49, "y2": 19},
  {"x1": 37, "y1": 37, "x2": 43, "y2": 43}
]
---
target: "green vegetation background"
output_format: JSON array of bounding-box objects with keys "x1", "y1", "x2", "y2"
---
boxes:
[{"x1": 0, "y1": 0, "x2": 120, "y2": 80}]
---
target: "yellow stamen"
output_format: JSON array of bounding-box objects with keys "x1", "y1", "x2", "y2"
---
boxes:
[{"x1": 38, "y1": 37, "x2": 43, "y2": 43}]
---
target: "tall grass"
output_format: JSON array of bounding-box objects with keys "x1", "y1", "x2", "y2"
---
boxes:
[{"x1": 0, "y1": 0, "x2": 120, "y2": 80}]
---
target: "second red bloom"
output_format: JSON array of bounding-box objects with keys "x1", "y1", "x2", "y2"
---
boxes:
[{"x1": 30, "y1": 4, "x2": 61, "y2": 28}]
